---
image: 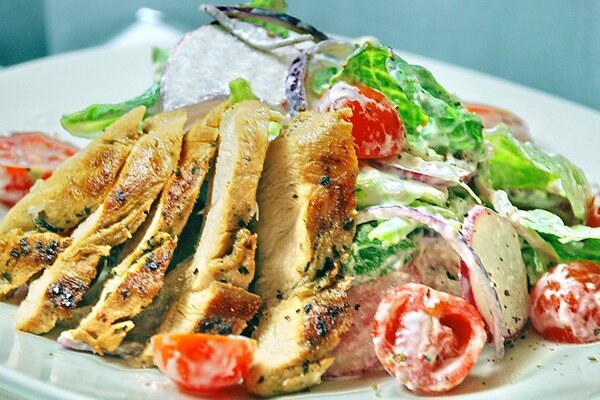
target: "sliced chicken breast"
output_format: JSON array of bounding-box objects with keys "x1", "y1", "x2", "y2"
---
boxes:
[
  {"x1": 139, "y1": 100, "x2": 272, "y2": 365},
  {"x1": 0, "y1": 230, "x2": 71, "y2": 298},
  {"x1": 15, "y1": 110, "x2": 185, "y2": 334},
  {"x1": 245, "y1": 109, "x2": 358, "y2": 397},
  {"x1": 0, "y1": 107, "x2": 145, "y2": 234},
  {"x1": 59, "y1": 106, "x2": 222, "y2": 354}
]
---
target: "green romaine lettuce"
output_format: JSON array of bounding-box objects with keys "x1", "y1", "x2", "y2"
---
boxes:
[
  {"x1": 486, "y1": 125, "x2": 591, "y2": 221},
  {"x1": 344, "y1": 222, "x2": 416, "y2": 278},
  {"x1": 241, "y1": 0, "x2": 289, "y2": 38},
  {"x1": 61, "y1": 47, "x2": 169, "y2": 137},
  {"x1": 332, "y1": 43, "x2": 485, "y2": 160},
  {"x1": 356, "y1": 166, "x2": 448, "y2": 209}
]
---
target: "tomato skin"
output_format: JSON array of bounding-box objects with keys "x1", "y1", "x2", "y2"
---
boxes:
[
  {"x1": 372, "y1": 283, "x2": 486, "y2": 393},
  {"x1": 587, "y1": 192, "x2": 600, "y2": 228},
  {"x1": 317, "y1": 82, "x2": 405, "y2": 159},
  {"x1": 465, "y1": 103, "x2": 531, "y2": 143},
  {"x1": 530, "y1": 261, "x2": 600, "y2": 344},
  {"x1": 0, "y1": 132, "x2": 77, "y2": 207},
  {"x1": 152, "y1": 333, "x2": 256, "y2": 393}
]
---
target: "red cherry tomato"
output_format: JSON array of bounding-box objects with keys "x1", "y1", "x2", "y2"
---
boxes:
[
  {"x1": 0, "y1": 131, "x2": 78, "y2": 207},
  {"x1": 465, "y1": 103, "x2": 532, "y2": 143},
  {"x1": 373, "y1": 283, "x2": 486, "y2": 393},
  {"x1": 152, "y1": 333, "x2": 256, "y2": 393},
  {"x1": 587, "y1": 191, "x2": 600, "y2": 227},
  {"x1": 317, "y1": 82, "x2": 405, "y2": 159},
  {"x1": 530, "y1": 260, "x2": 600, "y2": 343}
]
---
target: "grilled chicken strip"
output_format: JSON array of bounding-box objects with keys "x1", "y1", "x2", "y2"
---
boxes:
[
  {"x1": 140, "y1": 100, "x2": 272, "y2": 365},
  {"x1": 0, "y1": 107, "x2": 145, "y2": 234},
  {"x1": 15, "y1": 110, "x2": 185, "y2": 334},
  {"x1": 245, "y1": 109, "x2": 358, "y2": 397},
  {"x1": 0, "y1": 230, "x2": 71, "y2": 298},
  {"x1": 58, "y1": 107, "x2": 222, "y2": 354}
]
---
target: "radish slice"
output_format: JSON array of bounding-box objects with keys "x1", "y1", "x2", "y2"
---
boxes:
[
  {"x1": 160, "y1": 24, "x2": 298, "y2": 111},
  {"x1": 371, "y1": 152, "x2": 476, "y2": 187},
  {"x1": 358, "y1": 205, "x2": 505, "y2": 357},
  {"x1": 462, "y1": 205, "x2": 529, "y2": 338}
]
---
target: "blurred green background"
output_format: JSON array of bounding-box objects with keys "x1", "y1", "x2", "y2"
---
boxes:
[{"x1": 1, "y1": 0, "x2": 599, "y2": 110}]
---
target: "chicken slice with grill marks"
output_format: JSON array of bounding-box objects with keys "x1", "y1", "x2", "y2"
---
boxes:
[
  {"x1": 58, "y1": 106, "x2": 222, "y2": 354},
  {"x1": 15, "y1": 110, "x2": 185, "y2": 334},
  {"x1": 0, "y1": 107, "x2": 145, "y2": 234},
  {"x1": 245, "y1": 109, "x2": 358, "y2": 397},
  {"x1": 0, "y1": 230, "x2": 71, "y2": 298},
  {"x1": 138, "y1": 100, "x2": 272, "y2": 365}
]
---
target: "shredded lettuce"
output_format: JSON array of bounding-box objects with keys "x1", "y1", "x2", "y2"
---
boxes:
[
  {"x1": 486, "y1": 125, "x2": 591, "y2": 222},
  {"x1": 61, "y1": 47, "x2": 169, "y2": 137},
  {"x1": 514, "y1": 209, "x2": 600, "y2": 244},
  {"x1": 356, "y1": 166, "x2": 448, "y2": 210},
  {"x1": 521, "y1": 244, "x2": 553, "y2": 285},
  {"x1": 332, "y1": 42, "x2": 485, "y2": 160},
  {"x1": 344, "y1": 222, "x2": 416, "y2": 278},
  {"x1": 368, "y1": 218, "x2": 419, "y2": 246}
]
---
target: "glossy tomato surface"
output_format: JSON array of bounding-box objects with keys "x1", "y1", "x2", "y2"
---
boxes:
[
  {"x1": 152, "y1": 333, "x2": 256, "y2": 393},
  {"x1": 317, "y1": 82, "x2": 405, "y2": 159},
  {"x1": 373, "y1": 283, "x2": 486, "y2": 393},
  {"x1": 0, "y1": 131, "x2": 77, "y2": 207},
  {"x1": 530, "y1": 260, "x2": 600, "y2": 343}
]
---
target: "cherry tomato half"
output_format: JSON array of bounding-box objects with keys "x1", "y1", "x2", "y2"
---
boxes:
[
  {"x1": 373, "y1": 283, "x2": 486, "y2": 393},
  {"x1": 317, "y1": 82, "x2": 405, "y2": 159},
  {"x1": 587, "y1": 191, "x2": 600, "y2": 228},
  {"x1": 152, "y1": 333, "x2": 256, "y2": 393},
  {"x1": 465, "y1": 103, "x2": 532, "y2": 143},
  {"x1": 0, "y1": 131, "x2": 78, "y2": 207},
  {"x1": 530, "y1": 260, "x2": 600, "y2": 344}
]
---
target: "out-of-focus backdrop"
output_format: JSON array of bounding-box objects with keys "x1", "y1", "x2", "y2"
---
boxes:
[{"x1": 1, "y1": 0, "x2": 599, "y2": 110}]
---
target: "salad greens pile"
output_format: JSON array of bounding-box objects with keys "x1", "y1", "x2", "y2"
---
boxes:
[{"x1": 60, "y1": 3, "x2": 599, "y2": 287}]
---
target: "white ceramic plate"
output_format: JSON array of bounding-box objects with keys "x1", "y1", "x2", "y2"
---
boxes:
[{"x1": 1, "y1": 45, "x2": 600, "y2": 400}]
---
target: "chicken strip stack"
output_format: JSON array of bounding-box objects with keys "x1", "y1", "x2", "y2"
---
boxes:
[
  {"x1": 139, "y1": 100, "x2": 272, "y2": 365},
  {"x1": 0, "y1": 107, "x2": 145, "y2": 234},
  {"x1": 0, "y1": 108, "x2": 145, "y2": 297},
  {"x1": 245, "y1": 109, "x2": 358, "y2": 397},
  {"x1": 15, "y1": 110, "x2": 185, "y2": 334},
  {"x1": 58, "y1": 106, "x2": 223, "y2": 354}
]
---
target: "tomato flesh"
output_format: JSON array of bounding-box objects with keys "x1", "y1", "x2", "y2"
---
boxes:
[
  {"x1": 317, "y1": 82, "x2": 405, "y2": 159},
  {"x1": 152, "y1": 333, "x2": 256, "y2": 393},
  {"x1": 465, "y1": 103, "x2": 531, "y2": 143},
  {"x1": 530, "y1": 260, "x2": 600, "y2": 343},
  {"x1": 587, "y1": 192, "x2": 600, "y2": 228},
  {"x1": 373, "y1": 283, "x2": 486, "y2": 393},
  {"x1": 0, "y1": 132, "x2": 77, "y2": 207}
]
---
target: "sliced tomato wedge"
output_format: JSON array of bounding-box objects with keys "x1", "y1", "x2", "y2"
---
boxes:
[
  {"x1": 152, "y1": 333, "x2": 256, "y2": 393},
  {"x1": 373, "y1": 283, "x2": 486, "y2": 393},
  {"x1": 465, "y1": 103, "x2": 531, "y2": 143},
  {"x1": 0, "y1": 131, "x2": 78, "y2": 207},
  {"x1": 530, "y1": 260, "x2": 600, "y2": 343},
  {"x1": 316, "y1": 82, "x2": 405, "y2": 159}
]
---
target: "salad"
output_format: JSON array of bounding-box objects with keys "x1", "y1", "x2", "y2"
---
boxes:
[{"x1": 1, "y1": 1, "x2": 600, "y2": 398}]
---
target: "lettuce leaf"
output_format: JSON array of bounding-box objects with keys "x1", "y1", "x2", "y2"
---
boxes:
[
  {"x1": 356, "y1": 166, "x2": 448, "y2": 209},
  {"x1": 241, "y1": 0, "x2": 289, "y2": 38},
  {"x1": 344, "y1": 222, "x2": 416, "y2": 278},
  {"x1": 486, "y1": 125, "x2": 591, "y2": 221},
  {"x1": 61, "y1": 47, "x2": 169, "y2": 137},
  {"x1": 332, "y1": 43, "x2": 484, "y2": 160}
]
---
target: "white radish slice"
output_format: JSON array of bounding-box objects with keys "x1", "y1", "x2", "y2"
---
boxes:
[
  {"x1": 358, "y1": 205, "x2": 505, "y2": 357},
  {"x1": 371, "y1": 152, "x2": 476, "y2": 187},
  {"x1": 160, "y1": 24, "x2": 299, "y2": 112},
  {"x1": 462, "y1": 205, "x2": 529, "y2": 338}
]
